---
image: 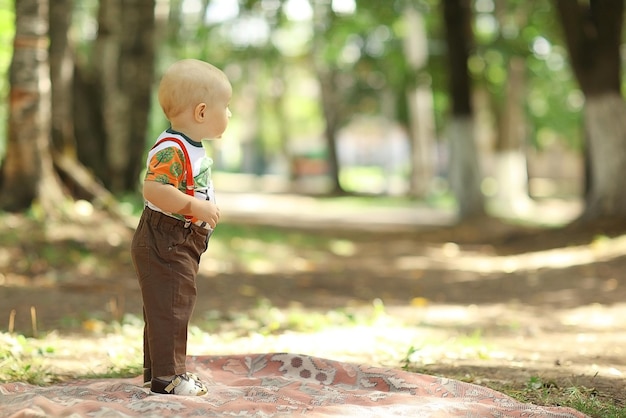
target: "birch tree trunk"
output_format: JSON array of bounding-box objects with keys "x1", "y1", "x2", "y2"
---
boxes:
[
  {"x1": 583, "y1": 93, "x2": 626, "y2": 215},
  {"x1": 492, "y1": 56, "x2": 531, "y2": 215},
  {"x1": 0, "y1": 0, "x2": 65, "y2": 214},
  {"x1": 442, "y1": 0, "x2": 485, "y2": 219},
  {"x1": 447, "y1": 117, "x2": 483, "y2": 219}
]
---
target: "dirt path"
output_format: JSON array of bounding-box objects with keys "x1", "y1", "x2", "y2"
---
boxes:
[{"x1": 1, "y1": 194, "x2": 625, "y2": 406}]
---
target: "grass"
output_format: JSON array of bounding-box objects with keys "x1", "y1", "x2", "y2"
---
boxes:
[
  {"x1": 0, "y1": 333, "x2": 57, "y2": 385},
  {"x1": 397, "y1": 331, "x2": 626, "y2": 418},
  {"x1": 402, "y1": 364, "x2": 626, "y2": 418},
  {"x1": 474, "y1": 372, "x2": 624, "y2": 417},
  {"x1": 467, "y1": 374, "x2": 625, "y2": 418},
  {"x1": 511, "y1": 380, "x2": 610, "y2": 417}
]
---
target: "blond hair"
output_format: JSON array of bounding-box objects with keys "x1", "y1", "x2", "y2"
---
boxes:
[{"x1": 158, "y1": 59, "x2": 231, "y2": 120}]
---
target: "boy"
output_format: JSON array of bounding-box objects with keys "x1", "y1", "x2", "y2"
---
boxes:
[{"x1": 131, "y1": 59, "x2": 232, "y2": 396}]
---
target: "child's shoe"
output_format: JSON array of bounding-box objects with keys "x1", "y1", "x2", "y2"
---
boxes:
[
  {"x1": 143, "y1": 370, "x2": 203, "y2": 389},
  {"x1": 150, "y1": 373, "x2": 208, "y2": 396}
]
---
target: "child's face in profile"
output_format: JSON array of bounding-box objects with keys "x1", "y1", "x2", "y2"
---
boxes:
[{"x1": 201, "y1": 85, "x2": 232, "y2": 140}]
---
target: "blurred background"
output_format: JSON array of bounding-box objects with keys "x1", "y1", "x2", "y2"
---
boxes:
[
  {"x1": 3, "y1": 3, "x2": 626, "y2": 412},
  {"x1": 1, "y1": 0, "x2": 612, "y2": 223}
]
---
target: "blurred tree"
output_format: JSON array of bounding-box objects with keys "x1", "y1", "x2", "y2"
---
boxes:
[
  {"x1": 555, "y1": 0, "x2": 626, "y2": 220},
  {"x1": 312, "y1": 0, "x2": 344, "y2": 194},
  {"x1": 0, "y1": 0, "x2": 156, "y2": 222},
  {"x1": 0, "y1": 0, "x2": 65, "y2": 214},
  {"x1": 442, "y1": 0, "x2": 485, "y2": 219},
  {"x1": 306, "y1": 0, "x2": 439, "y2": 196},
  {"x1": 49, "y1": 0, "x2": 75, "y2": 154},
  {"x1": 403, "y1": 3, "x2": 435, "y2": 198},
  {"x1": 492, "y1": 56, "x2": 529, "y2": 211},
  {"x1": 172, "y1": 0, "x2": 301, "y2": 183},
  {"x1": 484, "y1": 0, "x2": 532, "y2": 214},
  {"x1": 74, "y1": 0, "x2": 156, "y2": 193}
]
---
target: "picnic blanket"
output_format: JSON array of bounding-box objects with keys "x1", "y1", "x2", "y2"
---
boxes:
[{"x1": 0, "y1": 353, "x2": 588, "y2": 417}]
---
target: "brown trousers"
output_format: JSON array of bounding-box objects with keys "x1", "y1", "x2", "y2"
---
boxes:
[{"x1": 131, "y1": 207, "x2": 211, "y2": 378}]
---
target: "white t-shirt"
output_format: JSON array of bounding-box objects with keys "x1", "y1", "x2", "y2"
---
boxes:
[{"x1": 144, "y1": 129, "x2": 215, "y2": 220}]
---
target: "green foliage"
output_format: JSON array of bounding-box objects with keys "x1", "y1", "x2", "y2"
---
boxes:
[
  {"x1": 471, "y1": 0, "x2": 583, "y2": 150},
  {"x1": 400, "y1": 345, "x2": 418, "y2": 371},
  {"x1": 0, "y1": 333, "x2": 56, "y2": 385}
]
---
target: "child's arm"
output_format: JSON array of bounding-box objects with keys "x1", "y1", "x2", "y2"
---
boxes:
[{"x1": 143, "y1": 180, "x2": 220, "y2": 228}]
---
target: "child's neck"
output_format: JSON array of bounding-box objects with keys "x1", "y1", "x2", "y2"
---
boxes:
[{"x1": 169, "y1": 121, "x2": 199, "y2": 142}]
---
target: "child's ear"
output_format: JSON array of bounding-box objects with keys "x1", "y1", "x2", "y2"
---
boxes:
[{"x1": 194, "y1": 103, "x2": 207, "y2": 122}]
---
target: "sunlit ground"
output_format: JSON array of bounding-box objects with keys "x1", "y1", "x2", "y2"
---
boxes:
[{"x1": 3, "y1": 299, "x2": 626, "y2": 385}]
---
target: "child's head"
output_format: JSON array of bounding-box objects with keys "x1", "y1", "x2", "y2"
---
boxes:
[{"x1": 158, "y1": 59, "x2": 232, "y2": 139}]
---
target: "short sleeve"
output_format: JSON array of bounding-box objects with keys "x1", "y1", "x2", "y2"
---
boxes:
[{"x1": 144, "y1": 146, "x2": 186, "y2": 191}]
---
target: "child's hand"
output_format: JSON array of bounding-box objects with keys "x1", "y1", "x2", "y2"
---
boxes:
[
  {"x1": 143, "y1": 181, "x2": 221, "y2": 228},
  {"x1": 195, "y1": 200, "x2": 220, "y2": 228}
]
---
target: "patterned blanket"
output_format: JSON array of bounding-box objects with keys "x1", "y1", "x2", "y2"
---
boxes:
[{"x1": 0, "y1": 353, "x2": 588, "y2": 417}]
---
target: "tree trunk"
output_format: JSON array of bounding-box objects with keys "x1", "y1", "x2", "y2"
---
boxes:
[
  {"x1": 94, "y1": 0, "x2": 127, "y2": 192},
  {"x1": 120, "y1": 0, "x2": 156, "y2": 191},
  {"x1": 0, "y1": 0, "x2": 65, "y2": 215},
  {"x1": 447, "y1": 117, "x2": 483, "y2": 219},
  {"x1": 317, "y1": 69, "x2": 343, "y2": 194},
  {"x1": 49, "y1": 0, "x2": 75, "y2": 154},
  {"x1": 582, "y1": 93, "x2": 626, "y2": 215},
  {"x1": 313, "y1": 1, "x2": 343, "y2": 195},
  {"x1": 73, "y1": 62, "x2": 107, "y2": 182},
  {"x1": 83, "y1": 0, "x2": 155, "y2": 193},
  {"x1": 442, "y1": 0, "x2": 485, "y2": 219},
  {"x1": 403, "y1": 5, "x2": 435, "y2": 198},
  {"x1": 492, "y1": 56, "x2": 531, "y2": 215},
  {"x1": 555, "y1": 0, "x2": 626, "y2": 220}
]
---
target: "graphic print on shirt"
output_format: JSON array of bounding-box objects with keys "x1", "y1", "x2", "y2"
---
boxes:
[
  {"x1": 194, "y1": 157, "x2": 214, "y2": 201},
  {"x1": 145, "y1": 147, "x2": 188, "y2": 194}
]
